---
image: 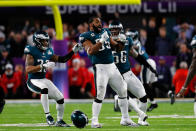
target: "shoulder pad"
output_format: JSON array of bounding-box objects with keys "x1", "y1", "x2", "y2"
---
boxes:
[
  {"x1": 24, "y1": 45, "x2": 32, "y2": 55},
  {"x1": 79, "y1": 32, "x2": 91, "y2": 44}
]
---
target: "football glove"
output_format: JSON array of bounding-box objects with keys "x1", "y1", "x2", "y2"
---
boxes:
[
  {"x1": 72, "y1": 43, "x2": 83, "y2": 53},
  {"x1": 42, "y1": 61, "x2": 55, "y2": 69},
  {"x1": 99, "y1": 31, "x2": 109, "y2": 44}
]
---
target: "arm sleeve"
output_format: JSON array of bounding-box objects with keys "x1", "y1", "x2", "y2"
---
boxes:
[{"x1": 58, "y1": 51, "x2": 74, "y2": 63}]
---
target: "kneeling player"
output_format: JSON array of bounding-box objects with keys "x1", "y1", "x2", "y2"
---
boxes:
[
  {"x1": 24, "y1": 31, "x2": 81, "y2": 127},
  {"x1": 109, "y1": 21, "x2": 158, "y2": 126}
]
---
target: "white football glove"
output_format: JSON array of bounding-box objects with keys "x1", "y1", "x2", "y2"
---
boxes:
[
  {"x1": 117, "y1": 34, "x2": 127, "y2": 43},
  {"x1": 72, "y1": 43, "x2": 83, "y2": 53},
  {"x1": 99, "y1": 31, "x2": 109, "y2": 44},
  {"x1": 42, "y1": 61, "x2": 55, "y2": 69}
]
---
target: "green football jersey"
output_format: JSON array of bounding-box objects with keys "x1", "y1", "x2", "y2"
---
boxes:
[
  {"x1": 24, "y1": 45, "x2": 54, "y2": 80},
  {"x1": 79, "y1": 28, "x2": 114, "y2": 65}
]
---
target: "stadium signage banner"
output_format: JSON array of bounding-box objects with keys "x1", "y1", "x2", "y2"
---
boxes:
[{"x1": 45, "y1": 1, "x2": 178, "y2": 14}]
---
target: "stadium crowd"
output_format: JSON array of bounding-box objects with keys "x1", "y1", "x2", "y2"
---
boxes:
[{"x1": 0, "y1": 15, "x2": 196, "y2": 99}]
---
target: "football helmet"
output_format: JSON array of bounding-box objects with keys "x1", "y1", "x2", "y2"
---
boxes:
[
  {"x1": 109, "y1": 20, "x2": 123, "y2": 40},
  {"x1": 33, "y1": 31, "x2": 50, "y2": 51},
  {"x1": 71, "y1": 110, "x2": 88, "y2": 128},
  {"x1": 125, "y1": 30, "x2": 139, "y2": 44}
]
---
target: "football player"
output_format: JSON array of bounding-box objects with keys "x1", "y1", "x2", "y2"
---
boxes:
[
  {"x1": 177, "y1": 35, "x2": 196, "y2": 115},
  {"x1": 126, "y1": 30, "x2": 175, "y2": 111},
  {"x1": 24, "y1": 31, "x2": 81, "y2": 127},
  {"x1": 109, "y1": 21, "x2": 157, "y2": 126},
  {"x1": 79, "y1": 16, "x2": 137, "y2": 128}
]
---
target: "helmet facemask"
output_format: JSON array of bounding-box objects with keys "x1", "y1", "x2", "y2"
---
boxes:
[
  {"x1": 110, "y1": 28, "x2": 122, "y2": 40},
  {"x1": 33, "y1": 31, "x2": 50, "y2": 51}
]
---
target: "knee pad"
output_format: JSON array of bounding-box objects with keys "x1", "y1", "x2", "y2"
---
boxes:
[
  {"x1": 118, "y1": 85, "x2": 127, "y2": 98},
  {"x1": 139, "y1": 95, "x2": 147, "y2": 103},
  {"x1": 96, "y1": 86, "x2": 106, "y2": 101},
  {"x1": 41, "y1": 88, "x2": 48, "y2": 94},
  {"x1": 94, "y1": 98, "x2": 102, "y2": 103},
  {"x1": 57, "y1": 98, "x2": 64, "y2": 104}
]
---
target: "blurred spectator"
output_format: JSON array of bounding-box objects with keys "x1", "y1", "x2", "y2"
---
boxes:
[
  {"x1": 145, "y1": 17, "x2": 158, "y2": 56},
  {"x1": 27, "y1": 27, "x2": 35, "y2": 46},
  {"x1": 47, "y1": 28, "x2": 56, "y2": 40},
  {"x1": 45, "y1": 68, "x2": 53, "y2": 81},
  {"x1": 139, "y1": 28, "x2": 147, "y2": 46},
  {"x1": 1, "y1": 64, "x2": 20, "y2": 98},
  {"x1": 155, "y1": 26, "x2": 172, "y2": 56},
  {"x1": 63, "y1": 23, "x2": 69, "y2": 39},
  {"x1": 176, "y1": 43, "x2": 192, "y2": 69},
  {"x1": 0, "y1": 32, "x2": 11, "y2": 52},
  {"x1": 9, "y1": 32, "x2": 26, "y2": 57},
  {"x1": 131, "y1": 63, "x2": 141, "y2": 77},
  {"x1": 80, "y1": 59, "x2": 95, "y2": 98},
  {"x1": 156, "y1": 56, "x2": 172, "y2": 97},
  {"x1": 0, "y1": 47, "x2": 13, "y2": 75},
  {"x1": 68, "y1": 58, "x2": 85, "y2": 99},
  {"x1": 172, "y1": 61, "x2": 196, "y2": 97},
  {"x1": 170, "y1": 60, "x2": 176, "y2": 78},
  {"x1": 173, "y1": 22, "x2": 195, "y2": 40}
]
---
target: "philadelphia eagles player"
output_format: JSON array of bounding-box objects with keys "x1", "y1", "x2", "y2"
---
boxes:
[
  {"x1": 79, "y1": 16, "x2": 138, "y2": 128},
  {"x1": 177, "y1": 35, "x2": 196, "y2": 114},
  {"x1": 24, "y1": 31, "x2": 81, "y2": 127},
  {"x1": 126, "y1": 30, "x2": 175, "y2": 111},
  {"x1": 109, "y1": 21, "x2": 157, "y2": 126}
]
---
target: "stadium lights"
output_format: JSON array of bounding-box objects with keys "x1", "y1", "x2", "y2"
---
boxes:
[{"x1": 0, "y1": 0, "x2": 141, "y2": 40}]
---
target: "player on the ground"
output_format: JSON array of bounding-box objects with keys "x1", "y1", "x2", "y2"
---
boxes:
[
  {"x1": 126, "y1": 30, "x2": 175, "y2": 111},
  {"x1": 24, "y1": 31, "x2": 81, "y2": 127},
  {"x1": 109, "y1": 21, "x2": 157, "y2": 125},
  {"x1": 79, "y1": 16, "x2": 137, "y2": 128},
  {"x1": 177, "y1": 35, "x2": 196, "y2": 114}
]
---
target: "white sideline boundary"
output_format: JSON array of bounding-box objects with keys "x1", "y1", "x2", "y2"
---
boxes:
[{"x1": 5, "y1": 98, "x2": 195, "y2": 104}]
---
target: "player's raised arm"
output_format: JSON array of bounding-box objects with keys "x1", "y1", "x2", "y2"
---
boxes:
[
  {"x1": 129, "y1": 40, "x2": 158, "y2": 77},
  {"x1": 50, "y1": 43, "x2": 81, "y2": 63}
]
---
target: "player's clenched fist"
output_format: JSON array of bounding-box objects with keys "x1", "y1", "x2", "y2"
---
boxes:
[
  {"x1": 99, "y1": 31, "x2": 109, "y2": 44},
  {"x1": 72, "y1": 43, "x2": 83, "y2": 53},
  {"x1": 42, "y1": 61, "x2": 55, "y2": 69}
]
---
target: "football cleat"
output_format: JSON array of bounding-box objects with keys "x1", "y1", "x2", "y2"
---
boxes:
[
  {"x1": 55, "y1": 120, "x2": 70, "y2": 127},
  {"x1": 0, "y1": 99, "x2": 5, "y2": 113},
  {"x1": 168, "y1": 90, "x2": 175, "y2": 104},
  {"x1": 120, "y1": 118, "x2": 138, "y2": 127},
  {"x1": 91, "y1": 122, "x2": 102, "y2": 128},
  {"x1": 138, "y1": 121, "x2": 150, "y2": 126},
  {"x1": 138, "y1": 112, "x2": 148, "y2": 122},
  {"x1": 46, "y1": 115, "x2": 55, "y2": 126},
  {"x1": 147, "y1": 103, "x2": 158, "y2": 112}
]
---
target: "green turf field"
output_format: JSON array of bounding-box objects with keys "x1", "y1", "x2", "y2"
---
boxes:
[{"x1": 0, "y1": 101, "x2": 196, "y2": 131}]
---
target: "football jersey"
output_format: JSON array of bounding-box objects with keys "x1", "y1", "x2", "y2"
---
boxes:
[
  {"x1": 112, "y1": 37, "x2": 133, "y2": 74},
  {"x1": 190, "y1": 35, "x2": 196, "y2": 48},
  {"x1": 24, "y1": 45, "x2": 54, "y2": 80},
  {"x1": 79, "y1": 28, "x2": 114, "y2": 65}
]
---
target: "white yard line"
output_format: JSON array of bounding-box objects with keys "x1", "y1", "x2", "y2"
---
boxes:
[{"x1": 106, "y1": 115, "x2": 196, "y2": 119}]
